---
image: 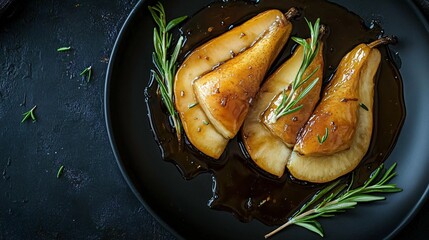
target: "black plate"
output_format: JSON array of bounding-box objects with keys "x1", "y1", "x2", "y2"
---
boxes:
[{"x1": 105, "y1": 0, "x2": 429, "y2": 239}]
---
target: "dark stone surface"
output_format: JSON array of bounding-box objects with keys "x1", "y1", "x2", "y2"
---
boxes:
[
  {"x1": 0, "y1": 0, "x2": 174, "y2": 239},
  {"x1": 0, "y1": 0, "x2": 427, "y2": 239}
]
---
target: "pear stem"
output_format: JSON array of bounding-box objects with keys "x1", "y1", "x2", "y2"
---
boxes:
[
  {"x1": 284, "y1": 7, "x2": 300, "y2": 20},
  {"x1": 368, "y1": 36, "x2": 397, "y2": 48}
]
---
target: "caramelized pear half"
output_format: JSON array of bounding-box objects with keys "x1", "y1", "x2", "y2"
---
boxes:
[
  {"x1": 288, "y1": 42, "x2": 382, "y2": 183},
  {"x1": 193, "y1": 16, "x2": 291, "y2": 139},
  {"x1": 174, "y1": 9, "x2": 295, "y2": 158}
]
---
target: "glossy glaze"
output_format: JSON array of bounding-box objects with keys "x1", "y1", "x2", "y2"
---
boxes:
[{"x1": 145, "y1": 0, "x2": 405, "y2": 225}]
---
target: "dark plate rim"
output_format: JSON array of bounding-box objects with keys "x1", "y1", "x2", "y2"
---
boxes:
[
  {"x1": 104, "y1": 0, "x2": 182, "y2": 238},
  {"x1": 382, "y1": 4, "x2": 429, "y2": 240},
  {"x1": 104, "y1": 0, "x2": 429, "y2": 239}
]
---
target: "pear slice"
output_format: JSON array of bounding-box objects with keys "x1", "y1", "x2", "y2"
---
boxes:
[
  {"x1": 288, "y1": 40, "x2": 384, "y2": 183},
  {"x1": 175, "y1": 9, "x2": 296, "y2": 159},
  {"x1": 193, "y1": 13, "x2": 292, "y2": 139},
  {"x1": 262, "y1": 41, "x2": 324, "y2": 147}
]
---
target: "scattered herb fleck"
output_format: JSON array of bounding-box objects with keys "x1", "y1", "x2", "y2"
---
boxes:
[
  {"x1": 317, "y1": 127, "x2": 329, "y2": 144},
  {"x1": 21, "y1": 105, "x2": 37, "y2": 123},
  {"x1": 56, "y1": 165, "x2": 64, "y2": 178},
  {"x1": 57, "y1": 46, "x2": 71, "y2": 52},
  {"x1": 80, "y1": 66, "x2": 92, "y2": 82},
  {"x1": 203, "y1": 120, "x2": 209, "y2": 125},
  {"x1": 360, "y1": 103, "x2": 369, "y2": 111}
]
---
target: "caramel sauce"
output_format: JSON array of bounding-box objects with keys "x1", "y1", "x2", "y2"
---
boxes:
[{"x1": 145, "y1": 0, "x2": 405, "y2": 225}]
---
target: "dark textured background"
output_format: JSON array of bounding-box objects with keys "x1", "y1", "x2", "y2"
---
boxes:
[{"x1": 0, "y1": 0, "x2": 428, "y2": 239}]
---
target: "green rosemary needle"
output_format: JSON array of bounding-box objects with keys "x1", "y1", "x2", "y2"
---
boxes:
[
  {"x1": 80, "y1": 66, "x2": 92, "y2": 82},
  {"x1": 317, "y1": 127, "x2": 329, "y2": 144},
  {"x1": 21, "y1": 105, "x2": 37, "y2": 123},
  {"x1": 269, "y1": 18, "x2": 321, "y2": 123},
  {"x1": 57, "y1": 165, "x2": 65, "y2": 178},
  {"x1": 149, "y1": 2, "x2": 187, "y2": 142},
  {"x1": 265, "y1": 163, "x2": 402, "y2": 238},
  {"x1": 360, "y1": 103, "x2": 369, "y2": 111},
  {"x1": 57, "y1": 46, "x2": 71, "y2": 52}
]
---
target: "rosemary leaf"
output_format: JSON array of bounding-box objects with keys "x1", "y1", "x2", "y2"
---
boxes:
[
  {"x1": 57, "y1": 165, "x2": 64, "y2": 178},
  {"x1": 295, "y1": 179, "x2": 341, "y2": 216},
  {"x1": 57, "y1": 46, "x2": 71, "y2": 52},
  {"x1": 21, "y1": 105, "x2": 37, "y2": 123},
  {"x1": 346, "y1": 194, "x2": 385, "y2": 202},
  {"x1": 360, "y1": 103, "x2": 369, "y2": 111},
  {"x1": 378, "y1": 162, "x2": 397, "y2": 184},
  {"x1": 318, "y1": 201, "x2": 357, "y2": 212},
  {"x1": 166, "y1": 16, "x2": 188, "y2": 32},
  {"x1": 80, "y1": 66, "x2": 92, "y2": 82},
  {"x1": 294, "y1": 221, "x2": 324, "y2": 237},
  {"x1": 317, "y1": 127, "x2": 329, "y2": 144}
]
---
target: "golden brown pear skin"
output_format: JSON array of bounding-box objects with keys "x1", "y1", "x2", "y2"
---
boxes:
[
  {"x1": 263, "y1": 41, "x2": 324, "y2": 147},
  {"x1": 295, "y1": 44, "x2": 372, "y2": 156},
  {"x1": 288, "y1": 41, "x2": 383, "y2": 183},
  {"x1": 193, "y1": 13, "x2": 292, "y2": 139},
  {"x1": 174, "y1": 9, "x2": 295, "y2": 159}
]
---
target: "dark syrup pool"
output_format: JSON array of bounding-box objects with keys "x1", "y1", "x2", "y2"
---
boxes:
[{"x1": 145, "y1": 0, "x2": 405, "y2": 226}]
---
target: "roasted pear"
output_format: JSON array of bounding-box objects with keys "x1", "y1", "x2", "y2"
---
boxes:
[
  {"x1": 193, "y1": 11, "x2": 295, "y2": 139},
  {"x1": 242, "y1": 20, "x2": 324, "y2": 177},
  {"x1": 175, "y1": 9, "x2": 297, "y2": 159},
  {"x1": 288, "y1": 38, "x2": 394, "y2": 183}
]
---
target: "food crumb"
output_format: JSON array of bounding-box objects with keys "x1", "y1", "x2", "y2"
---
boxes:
[
  {"x1": 230, "y1": 50, "x2": 236, "y2": 58},
  {"x1": 258, "y1": 196, "x2": 271, "y2": 207}
]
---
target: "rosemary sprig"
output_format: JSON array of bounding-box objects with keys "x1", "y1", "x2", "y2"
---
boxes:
[
  {"x1": 149, "y1": 2, "x2": 187, "y2": 142},
  {"x1": 21, "y1": 105, "x2": 37, "y2": 123},
  {"x1": 317, "y1": 127, "x2": 329, "y2": 144},
  {"x1": 265, "y1": 163, "x2": 402, "y2": 238},
  {"x1": 269, "y1": 18, "x2": 321, "y2": 123},
  {"x1": 80, "y1": 66, "x2": 92, "y2": 82}
]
